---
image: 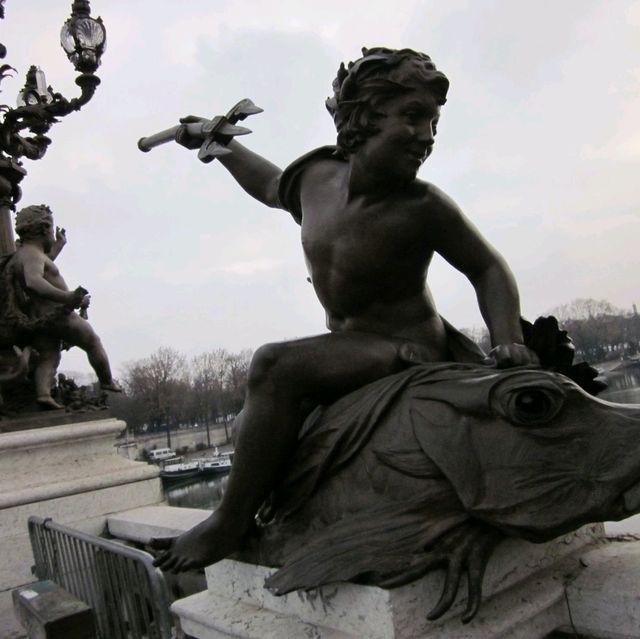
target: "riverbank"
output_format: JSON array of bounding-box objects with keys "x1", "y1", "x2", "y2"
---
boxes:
[{"x1": 116, "y1": 422, "x2": 232, "y2": 461}]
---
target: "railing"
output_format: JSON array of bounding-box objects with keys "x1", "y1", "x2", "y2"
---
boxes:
[{"x1": 28, "y1": 516, "x2": 173, "y2": 639}]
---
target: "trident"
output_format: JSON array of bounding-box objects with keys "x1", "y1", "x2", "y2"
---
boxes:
[{"x1": 137, "y1": 98, "x2": 263, "y2": 163}]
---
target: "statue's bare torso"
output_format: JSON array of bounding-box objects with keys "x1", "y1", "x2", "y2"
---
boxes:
[
  {"x1": 12, "y1": 245, "x2": 71, "y2": 316},
  {"x1": 299, "y1": 157, "x2": 448, "y2": 358}
]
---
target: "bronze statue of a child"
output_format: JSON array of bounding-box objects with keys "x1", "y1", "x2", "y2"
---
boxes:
[
  {"x1": 5, "y1": 204, "x2": 121, "y2": 408},
  {"x1": 152, "y1": 47, "x2": 537, "y2": 571}
]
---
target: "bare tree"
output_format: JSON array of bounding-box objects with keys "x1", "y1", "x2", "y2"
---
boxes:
[
  {"x1": 121, "y1": 347, "x2": 188, "y2": 446},
  {"x1": 225, "y1": 349, "x2": 252, "y2": 414},
  {"x1": 547, "y1": 298, "x2": 624, "y2": 322},
  {"x1": 191, "y1": 349, "x2": 229, "y2": 445},
  {"x1": 460, "y1": 326, "x2": 491, "y2": 354},
  {"x1": 546, "y1": 299, "x2": 638, "y2": 363},
  {"x1": 112, "y1": 346, "x2": 253, "y2": 446}
]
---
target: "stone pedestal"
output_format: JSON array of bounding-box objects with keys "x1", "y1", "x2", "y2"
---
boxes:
[
  {"x1": 171, "y1": 524, "x2": 604, "y2": 639},
  {"x1": 0, "y1": 417, "x2": 164, "y2": 638},
  {"x1": 562, "y1": 539, "x2": 640, "y2": 639}
]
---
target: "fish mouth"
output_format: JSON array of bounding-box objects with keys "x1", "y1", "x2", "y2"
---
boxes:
[{"x1": 623, "y1": 479, "x2": 640, "y2": 513}]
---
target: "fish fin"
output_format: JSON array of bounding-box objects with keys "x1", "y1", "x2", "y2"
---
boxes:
[{"x1": 373, "y1": 446, "x2": 443, "y2": 478}]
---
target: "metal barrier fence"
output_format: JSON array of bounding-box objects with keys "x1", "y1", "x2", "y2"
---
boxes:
[{"x1": 28, "y1": 516, "x2": 173, "y2": 639}]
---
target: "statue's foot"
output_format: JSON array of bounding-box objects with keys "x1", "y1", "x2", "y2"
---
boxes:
[
  {"x1": 100, "y1": 381, "x2": 123, "y2": 393},
  {"x1": 149, "y1": 510, "x2": 244, "y2": 573},
  {"x1": 37, "y1": 396, "x2": 64, "y2": 410}
]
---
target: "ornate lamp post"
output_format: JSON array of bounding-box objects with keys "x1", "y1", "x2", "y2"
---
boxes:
[{"x1": 0, "y1": 0, "x2": 106, "y2": 255}]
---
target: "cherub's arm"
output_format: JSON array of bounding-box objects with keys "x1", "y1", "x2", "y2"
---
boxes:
[
  {"x1": 176, "y1": 119, "x2": 283, "y2": 209},
  {"x1": 427, "y1": 186, "x2": 537, "y2": 366},
  {"x1": 22, "y1": 251, "x2": 84, "y2": 306},
  {"x1": 47, "y1": 226, "x2": 66, "y2": 261},
  {"x1": 218, "y1": 140, "x2": 283, "y2": 208}
]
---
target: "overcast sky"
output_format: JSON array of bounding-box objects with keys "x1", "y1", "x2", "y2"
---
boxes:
[{"x1": 2, "y1": 0, "x2": 639, "y2": 378}]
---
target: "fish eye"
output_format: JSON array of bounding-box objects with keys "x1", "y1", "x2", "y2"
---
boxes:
[{"x1": 506, "y1": 389, "x2": 562, "y2": 426}]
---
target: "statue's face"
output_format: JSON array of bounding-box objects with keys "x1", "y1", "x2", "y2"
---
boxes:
[
  {"x1": 41, "y1": 216, "x2": 55, "y2": 251},
  {"x1": 356, "y1": 87, "x2": 440, "y2": 182}
]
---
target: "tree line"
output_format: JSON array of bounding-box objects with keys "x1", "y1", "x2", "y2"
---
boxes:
[
  {"x1": 463, "y1": 298, "x2": 640, "y2": 364},
  {"x1": 111, "y1": 347, "x2": 251, "y2": 440},
  {"x1": 547, "y1": 299, "x2": 640, "y2": 363}
]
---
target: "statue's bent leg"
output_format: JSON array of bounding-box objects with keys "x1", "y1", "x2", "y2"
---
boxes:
[
  {"x1": 227, "y1": 333, "x2": 411, "y2": 514},
  {"x1": 55, "y1": 314, "x2": 120, "y2": 391},
  {"x1": 152, "y1": 331, "x2": 416, "y2": 572},
  {"x1": 31, "y1": 336, "x2": 63, "y2": 409}
]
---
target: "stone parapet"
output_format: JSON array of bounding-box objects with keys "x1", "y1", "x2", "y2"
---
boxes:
[
  {"x1": 562, "y1": 539, "x2": 640, "y2": 639},
  {"x1": 0, "y1": 417, "x2": 164, "y2": 638},
  {"x1": 0, "y1": 418, "x2": 159, "y2": 509}
]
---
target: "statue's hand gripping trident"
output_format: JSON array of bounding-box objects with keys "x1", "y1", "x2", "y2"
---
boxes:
[{"x1": 137, "y1": 98, "x2": 263, "y2": 163}]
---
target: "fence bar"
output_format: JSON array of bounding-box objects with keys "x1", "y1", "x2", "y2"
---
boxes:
[{"x1": 27, "y1": 516, "x2": 173, "y2": 639}]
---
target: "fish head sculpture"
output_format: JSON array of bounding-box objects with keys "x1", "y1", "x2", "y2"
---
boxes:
[{"x1": 409, "y1": 365, "x2": 640, "y2": 541}]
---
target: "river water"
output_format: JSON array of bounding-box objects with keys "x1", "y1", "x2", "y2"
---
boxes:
[
  {"x1": 598, "y1": 365, "x2": 640, "y2": 534},
  {"x1": 164, "y1": 474, "x2": 228, "y2": 510},
  {"x1": 164, "y1": 366, "x2": 640, "y2": 534}
]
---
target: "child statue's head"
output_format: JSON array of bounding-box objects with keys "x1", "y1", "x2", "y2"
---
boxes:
[
  {"x1": 326, "y1": 47, "x2": 449, "y2": 155},
  {"x1": 15, "y1": 204, "x2": 54, "y2": 241}
]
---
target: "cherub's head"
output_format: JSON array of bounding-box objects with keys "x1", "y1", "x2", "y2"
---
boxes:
[
  {"x1": 326, "y1": 47, "x2": 449, "y2": 155},
  {"x1": 15, "y1": 204, "x2": 54, "y2": 246}
]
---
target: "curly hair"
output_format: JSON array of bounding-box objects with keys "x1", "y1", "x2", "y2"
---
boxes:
[
  {"x1": 14, "y1": 204, "x2": 53, "y2": 240},
  {"x1": 326, "y1": 47, "x2": 449, "y2": 155}
]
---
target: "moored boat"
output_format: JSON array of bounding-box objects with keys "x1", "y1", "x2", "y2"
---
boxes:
[
  {"x1": 199, "y1": 456, "x2": 232, "y2": 475},
  {"x1": 159, "y1": 460, "x2": 201, "y2": 481},
  {"x1": 160, "y1": 451, "x2": 233, "y2": 482}
]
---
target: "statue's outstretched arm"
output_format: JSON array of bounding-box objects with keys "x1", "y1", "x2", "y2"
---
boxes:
[
  {"x1": 139, "y1": 100, "x2": 284, "y2": 210},
  {"x1": 173, "y1": 118, "x2": 283, "y2": 209},
  {"x1": 217, "y1": 139, "x2": 283, "y2": 209},
  {"x1": 47, "y1": 226, "x2": 66, "y2": 261}
]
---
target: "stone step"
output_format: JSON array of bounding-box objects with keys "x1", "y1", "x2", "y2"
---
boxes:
[
  {"x1": 193, "y1": 525, "x2": 601, "y2": 638},
  {"x1": 171, "y1": 590, "x2": 354, "y2": 639},
  {"x1": 177, "y1": 553, "x2": 572, "y2": 639}
]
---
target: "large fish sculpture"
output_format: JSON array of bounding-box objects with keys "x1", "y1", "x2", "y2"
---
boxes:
[{"x1": 243, "y1": 359, "x2": 640, "y2": 622}]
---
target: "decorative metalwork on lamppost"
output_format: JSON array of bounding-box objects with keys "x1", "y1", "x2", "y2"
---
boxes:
[{"x1": 0, "y1": 0, "x2": 106, "y2": 255}]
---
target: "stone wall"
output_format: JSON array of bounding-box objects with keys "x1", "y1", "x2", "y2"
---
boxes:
[{"x1": 0, "y1": 418, "x2": 164, "y2": 638}]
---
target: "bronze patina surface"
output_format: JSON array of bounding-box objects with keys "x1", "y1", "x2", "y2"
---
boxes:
[{"x1": 143, "y1": 47, "x2": 627, "y2": 621}]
